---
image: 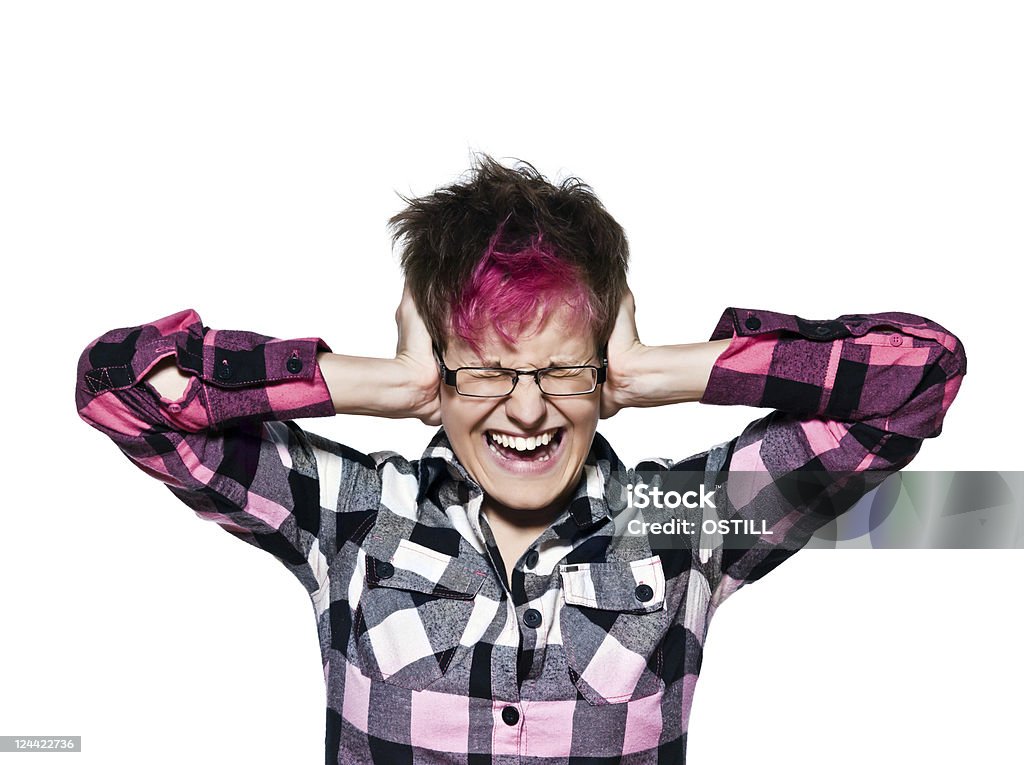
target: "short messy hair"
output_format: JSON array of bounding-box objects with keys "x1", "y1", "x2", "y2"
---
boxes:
[{"x1": 387, "y1": 153, "x2": 629, "y2": 354}]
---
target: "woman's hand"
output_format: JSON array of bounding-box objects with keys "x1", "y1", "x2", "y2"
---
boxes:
[
  {"x1": 599, "y1": 288, "x2": 650, "y2": 419},
  {"x1": 316, "y1": 285, "x2": 441, "y2": 424},
  {"x1": 599, "y1": 287, "x2": 733, "y2": 417},
  {"x1": 393, "y1": 285, "x2": 442, "y2": 426}
]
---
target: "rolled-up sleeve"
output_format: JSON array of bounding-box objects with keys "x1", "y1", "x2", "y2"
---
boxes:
[
  {"x1": 693, "y1": 307, "x2": 967, "y2": 605},
  {"x1": 76, "y1": 309, "x2": 377, "y2": 604}
]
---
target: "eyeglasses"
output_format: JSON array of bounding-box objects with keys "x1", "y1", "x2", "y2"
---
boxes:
[{"x1": 436, "y1": 348, "x2": 607, "y2": 398}]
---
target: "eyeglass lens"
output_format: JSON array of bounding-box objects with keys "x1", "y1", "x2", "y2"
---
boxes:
[{"x1": 456, "y1": 368, "x2": 597, "y2": 396}]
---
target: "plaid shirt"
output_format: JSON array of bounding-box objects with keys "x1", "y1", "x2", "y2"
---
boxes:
[{"x1": 76, "y1": 306, "x2": 966, "y2": 764}]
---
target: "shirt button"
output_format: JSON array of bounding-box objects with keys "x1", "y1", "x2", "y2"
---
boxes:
[
  {"x1": 889, "y1": 335, "x2": 903, "y2": 346},
  {"x1": 523, "y1": 608, "x2": 542, "y2": 629},
  {"x1": 286, "y1": 355, "x2": 303, "y2": 374},
  {"x1": 634, "y1": 584, "x2": 655, "y2": 603},
  {"x1": 814, "y1": 325, "x2": 831, "y2": 336},
  {"x1": 167, "y1": 403, "x2": 182, "y2": 414},
  {"x1": 501, "y1": 706, "x2": 520, "y2": 726},
  {"x1": 216, "y1": 360, "x2": 232, "y2": 380},
  {"x1": 524, "y1": 549, "x2": 539, "y2": 569},
  {"x1": 376, "y1": 561, "x2": 395, "y2": 580},
  {"x1": 744, "y1": 316, "x2": 761, "y2": 331}
]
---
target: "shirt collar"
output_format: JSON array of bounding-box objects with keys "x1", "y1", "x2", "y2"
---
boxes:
[{"x1": 415, "y1": 427, "x2": 628, "y2": 530}]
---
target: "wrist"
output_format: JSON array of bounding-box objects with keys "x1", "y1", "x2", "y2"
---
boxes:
[
  {"x1": 391, "y1": 355, "x2": 441, "y2": 419},
  {"x1": 605, "y1": 343, "x2": 655, "y2": 410}
]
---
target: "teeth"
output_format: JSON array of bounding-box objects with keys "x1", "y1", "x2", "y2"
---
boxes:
[{"x1": 489, "y1": 429, "x2": 558, "y2": 453}]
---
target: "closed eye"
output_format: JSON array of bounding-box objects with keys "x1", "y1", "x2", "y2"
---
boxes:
[
  {"x1": 464, "y1": 369, "x2": 513, "y2": 380},
  {"x1": 544, "y1": 367, "x2": 587, "y2": 378}
]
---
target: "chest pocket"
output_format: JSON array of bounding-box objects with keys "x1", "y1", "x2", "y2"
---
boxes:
[
  {"x1": 558, "y1": 554, "x2": 670, "y2": 705},
  {"x1": 353, "y1": 534, "x2": 486, "y2": 692}
]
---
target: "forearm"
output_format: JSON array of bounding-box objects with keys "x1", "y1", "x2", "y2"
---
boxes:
[
  {"x1": 611, "y1": 339, "x2": 733, "y2": 408},
  {"x1": 604, "y1": 303, "x2": 966, "y2": 441},
  {"x1": 316, "y1": 352, "x2": 435, "y2": 418},
  {"x1": 698, "y1": 307, "x2": 967, "y2": 439},
  {"x1": 78, "y1": 308, "x2": 336, "y2": 436},
  {"x1": 146, "y1": 355, "x2": 191, "y2": 399},
  {"x1": 145, "y1": 351, "x2": 423, "y2": 417},
  {"x1": 107, "y1": 295, "x2": 440, "y2": 428}
]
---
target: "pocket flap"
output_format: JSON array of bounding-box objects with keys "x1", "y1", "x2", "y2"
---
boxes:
[
  {"x1": 368, "y1": 538, "x2": 486, "y2": 600},
  {"x1": 559, "y1": 555, "x2": 666, "y2": 613}
]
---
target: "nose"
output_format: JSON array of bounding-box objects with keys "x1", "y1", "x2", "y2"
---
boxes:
[{"x1": 504, "y1": 374, "x2": 547, "y2": 429}]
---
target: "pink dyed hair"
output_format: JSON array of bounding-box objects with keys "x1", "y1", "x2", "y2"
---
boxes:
[{"x1": 449, "y1": 222, "x2": 600, "y2": 356}]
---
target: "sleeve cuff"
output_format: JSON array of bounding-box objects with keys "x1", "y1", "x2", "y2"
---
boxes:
[
  {"x1": 707, "y1": 307, "x2": 855, "y2": 343},
  {"x1": 79, "y1": 308, "x2": 336, "y2": 429}
]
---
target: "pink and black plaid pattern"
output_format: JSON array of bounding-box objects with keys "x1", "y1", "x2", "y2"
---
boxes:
[{"x1": 76, "y1": 306, "x2": 966, "y2": 764}]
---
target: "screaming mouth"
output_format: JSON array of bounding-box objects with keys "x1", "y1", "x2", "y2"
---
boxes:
[{"x1": 486, "y1": 428, "x2": 564, "y2": 462}]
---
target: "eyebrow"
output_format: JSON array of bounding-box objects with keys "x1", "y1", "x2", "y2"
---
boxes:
[{"x1": 471, "y1": 357, "x2": 591, "y2": 368}]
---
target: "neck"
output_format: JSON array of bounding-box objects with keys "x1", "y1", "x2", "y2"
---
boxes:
[{"x1": 481, "y1": 496, "x2": 564, "y2": 533}]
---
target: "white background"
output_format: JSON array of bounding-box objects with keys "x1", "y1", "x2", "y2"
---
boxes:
[{"x1": 2, "y1": 2, "x2": 1022, "y2": 763}]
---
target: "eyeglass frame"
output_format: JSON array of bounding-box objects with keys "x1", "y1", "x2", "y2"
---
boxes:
[{"x1": 433, "y1": 343, "x2": 608, "y2": 398}]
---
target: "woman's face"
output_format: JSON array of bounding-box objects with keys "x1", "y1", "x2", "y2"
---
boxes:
[{"x1": 439, "y1": 306, "x2": 601, "y2": 519}]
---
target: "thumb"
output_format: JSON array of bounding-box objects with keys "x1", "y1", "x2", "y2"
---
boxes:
[
  {"x1": 395, "y1": 285, "x2": 435, "y2": 357},
  {"x1": 606, "y1": 288, "x2": 640, "y2": 355}
]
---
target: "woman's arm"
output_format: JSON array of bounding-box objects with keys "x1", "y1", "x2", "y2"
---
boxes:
[
  {"x1": 600, "y1": 289, "x2": 732, "y2": 416},
  {"x1": 602, "y1": 289, "x2": 968, "y2": 607},
  {"x1": 146, "y1": 287, "x2": 441, "y2": 423},
  {"x1": 602, "y1": 289, "x2": 966, "y2": 439},
  {"x1": 314, "y1": 287, "x2": 440, "y2": 423},
  {"x1": 75, "y1": 288, "x2": 438, "y2": 602}
]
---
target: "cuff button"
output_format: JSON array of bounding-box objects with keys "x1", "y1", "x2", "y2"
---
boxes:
[
  {"x1": 634, "y1": 584, "x2": 655, "y2": 603},
  {"x1": 743, "y1": 316, "x2": 761, "y2": 331},
  {"x1": 286, "y1": 356, "x2": 303, "y2": 374}
]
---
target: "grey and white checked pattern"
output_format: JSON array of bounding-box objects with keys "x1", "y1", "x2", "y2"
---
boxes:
[{"x1": 76, "y1": 306, "x2": 967, "y2": 763}]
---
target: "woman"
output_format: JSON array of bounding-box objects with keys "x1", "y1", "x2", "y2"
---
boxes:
[{"x1": 76, "y1": 155, "x2": 966, "y2": 764}]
